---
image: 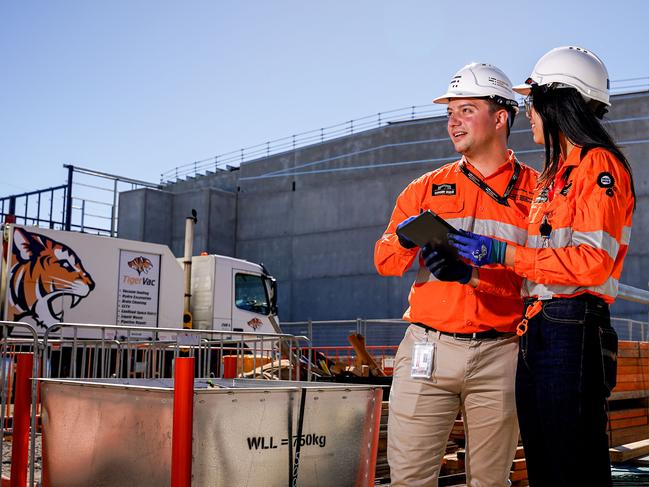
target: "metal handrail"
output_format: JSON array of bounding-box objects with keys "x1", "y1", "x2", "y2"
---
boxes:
[
  {"x1": 160, "y1": 78, "x2": 649, "y2": 184},
  {"x1": 618, "y1": 284, "x2": 649, "y2": 305},
  {"x1": 160, "y1": 104, "x2": 448, "y2": 183}
]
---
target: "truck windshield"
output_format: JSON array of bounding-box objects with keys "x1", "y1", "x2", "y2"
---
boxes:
[{"x1": 234, "y1": 273, "x2": 270, "y2": 315}]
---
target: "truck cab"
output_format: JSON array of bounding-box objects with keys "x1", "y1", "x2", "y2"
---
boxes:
[{"x1": 186, "y1": 254, "x2": 280, "y2": 335}]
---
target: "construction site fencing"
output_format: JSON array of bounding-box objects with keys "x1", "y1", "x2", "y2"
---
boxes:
[
  {"x1": 611, "y1": 317, "x2": 649, "y2": 342},
  {"x1": 0, "y1": 322, "x2": 311, "y2": 486},
  {"x1": 283, "y1": 314, "x2": 649, "y2": 369},
  {"x1": 0, "y1": 321, "x2": 40, "y2": 487},
  {"x1": 41, "y1": 323, "x2": 312, "y2": 382},
  {"x1": 285, "y1": 316, "x2": 649, "y2": 345},
  {"x1": 281, "y1": 318, "x2": 408, "y2": 348}
]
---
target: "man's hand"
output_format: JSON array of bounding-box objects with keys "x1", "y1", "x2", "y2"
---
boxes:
[
  {"x1": 449, "y1": 230, "x2": 507, "y2": 266},
  {"x1": 421, "y1": 244, "x2": 472, "y2": 283},
  {"x1": 395, "y1": 216, "x2": 417, "y2": 249}
]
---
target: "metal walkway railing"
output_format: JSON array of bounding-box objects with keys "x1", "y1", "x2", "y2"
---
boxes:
[
  {"x1": 159, "y1": 104, "x2": 447, "y2": 183},
  {"x1": 1, "y1": 165, "x2": 160, "y2": 236},
  {"x1": 160, "y1": 78, "x2": 649, "y2": 184}
]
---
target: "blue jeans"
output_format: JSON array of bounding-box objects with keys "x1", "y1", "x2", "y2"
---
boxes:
[{"x1": 516, "y1": 295, "x2": 615, "y2": 487}]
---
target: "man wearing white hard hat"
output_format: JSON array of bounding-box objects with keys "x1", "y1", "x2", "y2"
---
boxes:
[{"x1": 375, "y1": 63, "x2": 538, "y2": 486}]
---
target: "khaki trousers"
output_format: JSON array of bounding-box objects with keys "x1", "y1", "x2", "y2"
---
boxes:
[{"x1": 387, "y1": 325, "x2": 519, "y2": 487}]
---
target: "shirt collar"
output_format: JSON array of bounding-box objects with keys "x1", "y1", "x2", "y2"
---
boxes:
[
  {"x1": 562, "y1": 146, "x2": 583, "y2": 168},
  {"x1": 459, "y1": 149, "x2": 517, "y2": 178}
]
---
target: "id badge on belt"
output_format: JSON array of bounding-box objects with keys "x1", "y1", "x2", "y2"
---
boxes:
[{"x1": 411, "y1": 336, "x2": 436, "y2": 379}]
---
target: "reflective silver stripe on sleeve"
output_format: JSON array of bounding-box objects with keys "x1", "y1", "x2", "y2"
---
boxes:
[
  {"x1": 622, "y1": 226, "x2": 632, "y2": 246},
  {"x1": 572, "y1": 230, "x2": 620, "y2": 260},
  {"x1": 526, "y1": 228, "x2": 620, "y2": 260},
  {"x1": 523, "y1": 276, "x2": 619, "y2": 300},
  {"x1": 447, "y1": 217, "x2": 528, "y2": 245},
  {"x1": 526, "y1": 227, "x2": 572, "y2": 249}
]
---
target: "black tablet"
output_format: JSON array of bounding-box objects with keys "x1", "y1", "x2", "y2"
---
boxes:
[{"x1": 396, "y1": 210, "x2": 460, "y2": 257}]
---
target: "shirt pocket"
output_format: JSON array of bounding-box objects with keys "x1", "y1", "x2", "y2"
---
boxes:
[
  {"x1": 426, "y1": 198, "x2": 465, "y2": 229},
  {"x1": 548, "y1": 193, "x2": 574, "y2": 226}
]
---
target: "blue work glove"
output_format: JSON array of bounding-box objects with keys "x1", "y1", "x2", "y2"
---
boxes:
[
  {"x1": 395, "y1": 216, "x2": 417, "y2": 249},
  {"x1": 449, "y1": 230, "x2": 507, "y2": 267},
  {"x1": 421, "y1": 244, "x2": 472, "y2": 284}
]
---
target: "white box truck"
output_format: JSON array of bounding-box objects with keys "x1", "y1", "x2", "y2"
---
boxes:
[
  {"x1": 187, "y1": 253, "x2": 279, "y2": 334},
  {"x1": 1, "y1": 224, "x2": 280, "y2": 337}
]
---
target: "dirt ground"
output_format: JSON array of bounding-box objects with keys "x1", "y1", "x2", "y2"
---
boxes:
[{"x1": 1, "y1": 435, "x2": 42, "y2": 484}]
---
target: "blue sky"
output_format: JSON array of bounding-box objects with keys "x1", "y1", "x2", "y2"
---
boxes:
[{"x1": 1, "y1": 0, "x2": 648, "y2": 194}]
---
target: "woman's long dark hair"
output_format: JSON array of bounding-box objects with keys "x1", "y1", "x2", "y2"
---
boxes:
[{"x1": 531, "y1": 85, "x2": 636, "y2": 207}]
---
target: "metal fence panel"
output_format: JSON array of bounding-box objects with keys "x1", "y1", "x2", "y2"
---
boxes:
[{"x1": 0, "y1": 322, "x2": 40, "y2": 486}]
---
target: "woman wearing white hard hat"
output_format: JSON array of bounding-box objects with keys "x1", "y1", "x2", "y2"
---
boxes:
[{"x1": 449, "y1": 46, "x2": 636, "y2": 486}]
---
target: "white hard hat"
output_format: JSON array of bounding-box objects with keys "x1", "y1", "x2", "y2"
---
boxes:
[
  {"x1": 513, "y1": 46, "x2": 610, "y2": 106},
  {"x1": 433, "y1": 62, "x2": 519, "y2": 112}
]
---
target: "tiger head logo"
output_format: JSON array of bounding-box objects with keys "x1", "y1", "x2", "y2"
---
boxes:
[
  {"x1": 128, "y1": 256, "x2": 153, "y2": 275},
  {"x1": 247, "y1": 317, "x2": 263, "y2": 330},
  {"x1": 8, "y1": 228, "x2": 96, "y2": 328}
]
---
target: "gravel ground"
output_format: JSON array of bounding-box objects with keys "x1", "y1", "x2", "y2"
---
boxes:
[{"x1": 1, "y1": 435, "x2": 42, "y2": 485}]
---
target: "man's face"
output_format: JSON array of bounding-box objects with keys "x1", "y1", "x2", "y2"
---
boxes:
[{"x1": 446, "y1": 98, "x2": 501, "y2": 155}]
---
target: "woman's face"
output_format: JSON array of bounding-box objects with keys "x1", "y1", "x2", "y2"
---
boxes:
[{"x1": 525, "y1": 96, "x2": 545, "y2": 145}]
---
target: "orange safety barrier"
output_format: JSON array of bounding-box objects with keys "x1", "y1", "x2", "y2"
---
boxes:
[
  {"x1": 10, "y1": 353, "x2": 33, "y2": 487},
  {"x1": 367, "y1": 391, "x2": 383, "y2": 485},
  {"x1": 222, "y1": 355, "x2": 237, "y2": 379},
  {"x1": 171, "y1": 357, "x2": 194, "y2": 487}
]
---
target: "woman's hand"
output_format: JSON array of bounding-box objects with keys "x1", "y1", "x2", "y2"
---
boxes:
[{"x1": 449, "y1": 230, "x2": 507, "y2": 266}]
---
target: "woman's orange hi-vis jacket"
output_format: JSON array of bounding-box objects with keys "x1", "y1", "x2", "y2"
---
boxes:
[
  {"x1": 513, "y1": 147, "x2": 634, "y2": 303},
  {"x1": 374, "y1": 151, "x2": 538, "y2": 333}
]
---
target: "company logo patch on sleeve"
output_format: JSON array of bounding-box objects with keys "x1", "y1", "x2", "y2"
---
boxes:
[
  {"x1": 432, "y1": 183, "x2": 456, "y2": 196},
  {"x1": 597, "y1": 172, "x2": 615, "y2": 197},
  {"x1": 597, "y1": 172, "x2": 615, "y2": 188}
]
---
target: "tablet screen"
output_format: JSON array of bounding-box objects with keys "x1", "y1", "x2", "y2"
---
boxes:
[{"x1": 395, "y1": 210, "x2": 460, "y2": 257}]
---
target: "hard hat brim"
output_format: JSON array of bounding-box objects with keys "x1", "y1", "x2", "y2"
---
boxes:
[
  {"x1": 512, "y1": 83, "x2": 532, "y2": 96},
  {"x1": 432, "y1": 92, "x2": 489, "y2": 104}
]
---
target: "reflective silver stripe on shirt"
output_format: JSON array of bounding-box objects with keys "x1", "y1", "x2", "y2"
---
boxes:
[
  {"x1": 522, "y1": 276, "x2": 619, "y2": 299},
  {"x1": 447, "y1": 217, "x2": 528, "y2": 245}
]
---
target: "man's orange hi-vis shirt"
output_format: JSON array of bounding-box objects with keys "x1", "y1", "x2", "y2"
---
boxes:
[
  {"x1": 514, "y1": 147, "x2": 634, "y2": 303},
  {"x1": 375, "y1": 151, "x2": 538, "y2": 333}
]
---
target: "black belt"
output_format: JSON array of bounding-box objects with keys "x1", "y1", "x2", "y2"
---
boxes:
[{"x1": 412, "y1": 323, "x2": 515, "y2": 340}]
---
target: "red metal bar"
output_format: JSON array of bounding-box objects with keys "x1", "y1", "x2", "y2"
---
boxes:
[
  {"x1": 366, "y1": 389, "x2": 384, "y2": 486},
  {"x1": 222, "y1": 355, "x2": 237, "y2": 378},
  {"x1": 171, "y1": 357, "x2": 195, "y2": 487},
  {"x1": 10, "y1": 353, "x2": 33, "y2": 487}
]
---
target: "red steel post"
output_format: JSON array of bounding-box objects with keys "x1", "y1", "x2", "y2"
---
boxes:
[
  {"x1": 366, "y1": 389, "x2": 383, "y2": 486},
  {"x1": 171, "y1": 357, "x2": 195, "y2": 487},
  {"x1": 222, "y1": 355, "x2": 237, "y2": 378},
  {"x1": 10, "y1": 353, "x2": 33, "y2": 487}
]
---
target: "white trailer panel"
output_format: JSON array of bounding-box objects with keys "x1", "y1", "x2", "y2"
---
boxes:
[{"x1": 2, "y1": 225, "x2": 183, "y2": 335}]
